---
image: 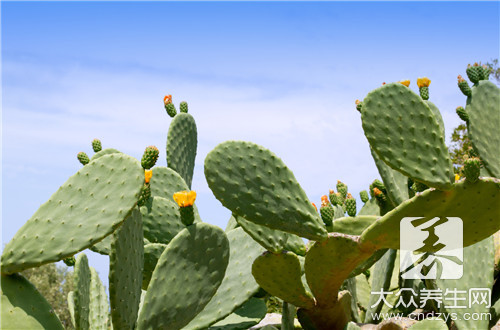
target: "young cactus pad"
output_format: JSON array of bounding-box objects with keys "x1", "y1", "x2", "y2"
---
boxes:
[
  {"x1": 466, "y1": 80, "x2": 500, "y2": 177},
  {"x1": 360, "y1": 178, "x2": 500, "y2": 251},
  {"x1": 204, "y1": 141, "x2": 327, "y2": 241},
  {"x1": 361, "y1": 83, "x2": 454, "y2": 190},
  {"x1": 137, "y1": 223, "x2": 229, "y2": 330},
  {"x1": 1, "y1": 153, "x2": 144, "y2": 274}
]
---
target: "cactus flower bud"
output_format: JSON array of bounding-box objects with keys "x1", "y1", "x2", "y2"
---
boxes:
[
  {"x1": 141, "y1": 145, "x2": 160, "y2": 170},
  {"x1": 92, "y1": 139, "x2": 102, "y2": 153},
  {"x1": 456, "y1": 106, "x2": 469, "y2": 123},
  {"x1": 355, "y1": 99, "x2": 363, "y2": 112},
  {"x1": 463, "y1": 157, "x2": 481, "y2": 183},
  {"x1": 457, "y1": 75, "x2": 472, "y2": 96},
  {"x1": 77, "y1": 152, "x2": 90, "y2": 166}
]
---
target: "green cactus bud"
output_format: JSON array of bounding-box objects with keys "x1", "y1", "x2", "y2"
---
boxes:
[
  {"x1": 329, "y1": 190, "x2": 341, "y2": 206},
  {"x1": 345, "y1": 194, "x2": 357, "y2": 217},
  {"x1": 165, "y1": 103, "x2": 177, "y2": 118},
  {"x1": 138, "y1": 183, "x2": 151, "y2": 207},
  {"x1": 63, "y1": 256, "x2": 76, "y2": 267},
  {"x1": 419, "y1": 86, "x2": 429, "y2": 100},
  {"x1": 355, "y1": 100, "x2": 363, "y2": 112},
  {"x1": 91, "y1": 139, "x2": 102, "y2": 153},
  {"x1": 479, "y1": 65, "x2": 491, "y2": 81},
  {"x1": 457, "y1": 75, "x2": 472, "y2": 96},
  {"x1": 141, "y1": 146, "x2": 159, "y2": 170},
  {"x1": 77, "y1": 152, "x2": 90, "y2": 166},
  {"x1": 359, "y1": 190, "x2": 369, "y2": 203},
  {"x1": 320, "y1": 204, "x2": 334, "y2": 227},
  {"x1": 467, "y1": 146, "x2": 480, "y2": 158},
  {"x1": 417, "y1": 77, "x2": 431, "y2": 100},
  {"x1": 456, "y1": 106, "x2": 469, "y2": 123},
  {"x1": 336, "y1": 180, "x2": 348, "y2": 199},
  {"x1": 179, "y1": 101, "x2": 188, "y2": 113},
  {"x1": 466, "y1": 63, "x2": 481, "y2": 84},
  {"x1": 369, "y1": 179, "x2": 386, "y2": 198},
  {"x1": 463, "y1": 157, "x2": 481, "y2": 183}
]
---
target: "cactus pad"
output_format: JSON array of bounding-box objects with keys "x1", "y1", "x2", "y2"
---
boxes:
[
  {"x1": 142, "y1": 243, "x2": 166, "y2": 290},
  {"x1": 330, "y1": 216, "x2": 378, "y2": 235},
  {"x1": 89, "y1": 267, "x2": 109, "y2": 329},
  {"x1": 208, "y1": 298, "x2": 267, "y2": 330},
  {"x1": 109, "y1": 208, "x2": 143, "y2": 330},
  {"x1": 137, "y1": 223, "x2": 229, "y2": 330},
  {"x1": 166, "y1": 113, "x2": 197, "y2": 188},
  {"x1": 184, "y1": 228, "x2": 266, "y2": 329},
  {"x1": 1, "y1": 273, "x2": 63, "y2": 329},
  {"x1": 361, "y1": 83, "x2": 454, "y2": 190},
  {"x1": 1, "y1": 153, "x2": 144, "y2": 274},
  {"x1": 90, "y1": 148, "x2": 121, "y2": 161},
  {"x1": 466, "y1": 80, "x2": 500, "y2": 177},
  {"x1": 233, "y1": 213, "x2": 306, "y2": 255},
  {"x1": 305, "y1": 233, "x2": 371, "y2": 306},
  {"x1": 205, "y1": 141, "x2": 327, "y2": 241},
  {"x1": 74, "y1": 253, "x2": 91, "y2": 330},
  {"x1": 140, "y1": 196, "x2": 190, "y2": 244},
  {"x1": 252, "y1": 251, "x2": 315, "y2": 309},
  {"x1": 360, "y1": 178, "x2": 500, "y2": 251},
  {"x1": 370, "y1": 147, "x2": 408, "y2": 206}
]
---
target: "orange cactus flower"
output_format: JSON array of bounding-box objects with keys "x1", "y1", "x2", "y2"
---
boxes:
[
  {"x1": 417, "y1": 77, "x2": 431, "y2": 88},
  {"x1": 355, "y1": 99, "x2": 361, "y2": 105},
  {"x1": 144, "y1": 169, "x2": 153, "y2": 183},
  {"x1": 373, "y1": 187, "x2": 382, "y2": 196},
  {"x1": 312, "y1": 203, "x2": 318, "y2": 211},
  {"x1": 164, "y1": 94, "x2": 172, "y2": 105},
  {"x1": 457, "y1": 75, "x2": 466, "y2": 83},
  {"x1": 399, "y1": 80, "x2": 410, "y2": 87},
  {"x1": 173, "y1": 190, "x2": 197, "y2": 207}
]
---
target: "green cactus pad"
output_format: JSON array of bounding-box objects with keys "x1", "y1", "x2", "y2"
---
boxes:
[
  {"x1": 184, "y1": 228, "x2": 266, "y2": 329},
  {"x1": 1, "y1": 153, "x2": 144, "y2": 274},
  {"x1": 334, "y1": 204, "x2": 345, "y2": 219},
  {"x1": 252, "y1": 251, "x2": 315, "y2": 309},
  {"x1": 466, "y1": 80, "x2": 500, "y2": 177},
  {"x1": 148, "y1": 165, "x2": 202, "y2": 220},
  {"x1": 358, "y1": 198, "x2": 381, "y2": 216},
  {"x1": 137, "y1": 223, "x2": 230, "y2": 330},
  {"x1": 370, "y1": 148, "x2": 409, "y2": 206},
  {"x1": 362, "y1": 83, "x2": 454, "y2": 190},
  {"x1": 92, "y1": 139, "x2": 102, "y2": 153},
  {"x1": 166, "y1": 113, "x2": 197, "y2": 188},
  {"x1": 89, "y1": 267, "x2": 109, "y2": 329},
  {"x1": 360, "y1": 178, "x2": 500, "y2": 251},
  {"x1": 89, "y1": 234, "x2": 114, "y2": 255},
  {"x1": 425, "y1": 101, "x2": 445, "y2": 138},
  {"x1": 205, "y1": 141, "x2": 327, "y2": 241},
  {"x1": 233, "y1": 214, "x2": 306, "y2": 255},
  {"x1": 74, "y1": 253, "x2": 91, "y2": 330},
  {"x1": 140, "y1": 196, "x2": 188, "y2": 244},
  {"x1": 67, "y1": 291, "x2": 76, "y2": 327},
  {"x1": 1, "y1": 273, "x2": 64, "y2": 330},
  {"x1": 109, "y1": 208, "x2": 143, "y2": 330},
  {"x1": 364, "y1": 249, "x2": 397, "y2": 323},
  {"x1": 436, "y1": 237, "x2": 494, "y2": 330},
  {"x1": 89, "y1": 148, "x2": 121, "y2": 161},
  {"x1": 142, "y1": 243, "x2": 166, "y2": 290},
  {"x1": 225, "y1": 215, "x2": 240, "y2": 232},
  {"x1": 208, "y1": 298, "x2": 267, "y2": 330},
  {"x1": 330, "y1": 216, "x2": 378, "y2": 235},
  {"x1": 305, "y1": 233, "x2": 371, "y2": 306}
]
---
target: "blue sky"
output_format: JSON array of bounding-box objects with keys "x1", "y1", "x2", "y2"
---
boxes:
[{"x1": 2, "y1": 1, "x2": 499, "y2": 290}]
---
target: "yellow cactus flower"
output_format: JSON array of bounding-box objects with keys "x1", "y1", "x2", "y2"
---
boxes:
[
  {"x1": 417, "y1": 77, "x2": 431, "y2": 88},
  {"x1": 144, "y1": 169, "x2": 153, "y2": 183},
  {"x1": 455, "y1": 174, "x2": 460, "y2": 182},
  {"x1": 173, "y1": 190, "x2": 197, "y2": 207},
  {"x1": 399, "y1": 80, "x2": 410, "y2": 87},
  {"x1": 164, "y1": 94, "x2": 172, "y2": 105}
]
